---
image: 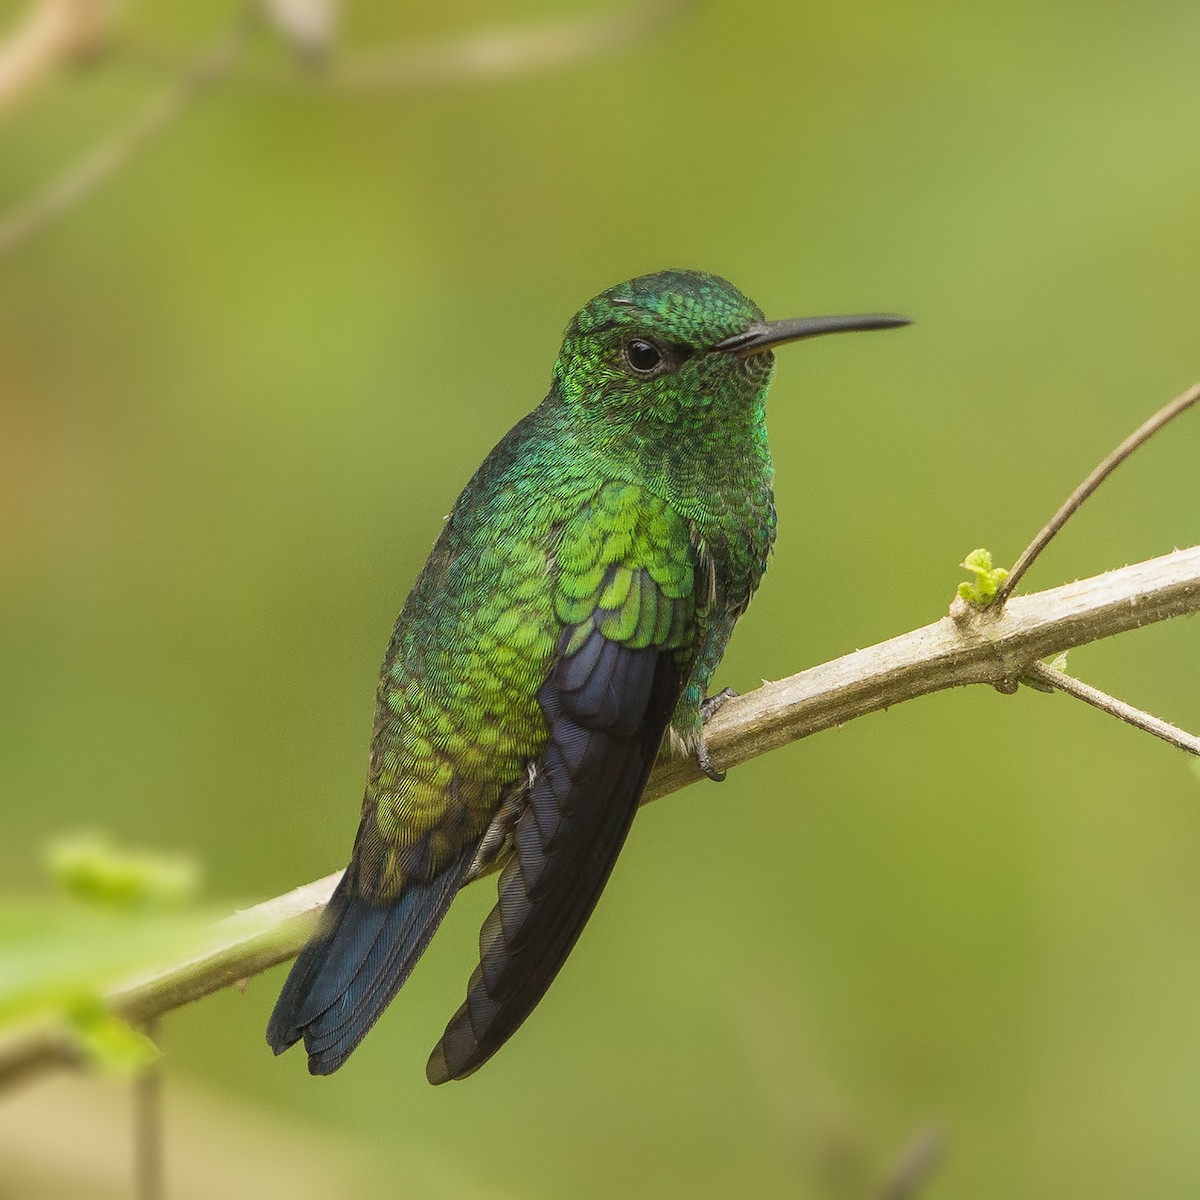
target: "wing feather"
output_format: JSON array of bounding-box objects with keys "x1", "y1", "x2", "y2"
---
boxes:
[{"x1": 427, "y1": 613, "x2": 686, "y2": 1083}]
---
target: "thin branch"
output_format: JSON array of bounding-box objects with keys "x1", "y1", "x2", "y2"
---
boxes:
[
  {"x1": 326, "y1": 0, "x2": 690, "y2": 90},
  {"x1": 0, "y1": 544, "x2": 1197, "y2": 1086},
  {"x1": 994, "y1": 382, "x2": 1200, "y2": 604},
  {"x1": 0, "y1": 8, "x2": 252, "y2": 260},
  {"x1": 124, "y1": 0, "x2": 691, "y2": 87},
  {"x1": 0, "y1": 0, "x2": 690, "y2": 256},
  {"x1": 877, "y1": 1125, "x2": 945, "y2": 1200},
  {"x1": 0, "y1": 873, "x2": 338, "y2": 1085},
  {"x1": 648, "y1": 544, "x2": 1200, "y2": 799},
  {"x1": 134, "y1": 1019, "x2": 163, "y2": 1200},
  {"x1": 1024, "y1": 661, "x2": 1200, "y2": 756},
  {"x1": 0, "y1": 0, "x2": 119, "y2": 120}
]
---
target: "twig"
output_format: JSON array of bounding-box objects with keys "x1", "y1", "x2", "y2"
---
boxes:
[
  {"x1": 877, "y1": 1125, "x2": 945, "y2": 1200},
  {"x1": 0, "y1": 874, "x2": 337, "y2": 1085},
  {"x1": 326, "y1": 0, "x2": 690, "y2": 90},
  {"x1": 0, "y1": 545, "x2": 1196, "y2": 1086},
  {"x1": 648, "y1": 544, "x2": 1200, "y2": 799},
  {"x1": 127, "y1": 0, "x2": 690, "y2": 85},
  {"x1": 0, "y1": 8, "x2": 253, "y2": 260},
  {"x1": 0, "y1": 0, "x2": 690, "y2": 256},
  {"x1": 994, "y1": 382, "x2": 1200, "y2": 604},
  {"x1": 0, "y1": 0, "x2": 119, "y2": 120},
  {"x1": 134, "y1": 1019, "x2": 163, "y2": 1200},
  {"x1": 1024, "y1": 661, "x2": 1200, "y2": 756}
]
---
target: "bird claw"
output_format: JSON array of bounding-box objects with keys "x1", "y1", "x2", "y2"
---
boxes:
[
  {"x1": 694, "y1": 735, "x2": 726, "y2": 782},
  {"x1": 694, "y1": 689, "x2": 737, "y2": 781},
  {"x1": 701, "y1": 687, "x2": 738, "y2": 724}
]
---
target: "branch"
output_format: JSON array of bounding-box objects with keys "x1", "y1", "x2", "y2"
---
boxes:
[
  {"x1": 878, "y1": 1125, "x2": 945, "y2": 1200},
  {"x1": 647, "y1": 544, "x2": 1200, "y2": 798},
  {"x1": 0, "y1": 0, "x2": 119, "y2": 120},
  {"x1": 134, "y1": 1019, "x2": 163, "y2": 1200},
  {"x1": 1023, "y1": 660, "x2": 1200, "y2": 756},
  {"x1": 1, "y1": 544, "x2": 1197, "y2": 1085},
  {"x1": 324, "y1": 0, "x2": 690, "y2": 90},
  {"x1": 0, "y1": 9, "x2": 252, "y2": 260},
  {"x1": 0, "y1": 0, "x2": 691, "y2": 257},
  {"x1": 131, "y1": 0, "x2": 692, "y2": 86},
  {"x1": 994, "y1": 381, "x2": 1200, "y2": 603}
]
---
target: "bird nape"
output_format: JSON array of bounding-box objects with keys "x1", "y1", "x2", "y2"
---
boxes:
[{"x1": 266, "y1": 269, "x2": 909, "y2": 1084}]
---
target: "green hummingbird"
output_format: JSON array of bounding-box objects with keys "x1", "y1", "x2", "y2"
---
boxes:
[{"x1": 267, "y1": 270, "x2": 908, "y2": 1084}]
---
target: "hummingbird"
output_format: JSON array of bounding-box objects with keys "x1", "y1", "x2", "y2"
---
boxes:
[{"x1": 267, "y1": 270, "x2": 908, "y2": 1084}]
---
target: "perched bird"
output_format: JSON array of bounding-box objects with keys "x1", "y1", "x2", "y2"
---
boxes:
[{"x1": 267, "y1": 270, "x2": 908, "y2": 1084}]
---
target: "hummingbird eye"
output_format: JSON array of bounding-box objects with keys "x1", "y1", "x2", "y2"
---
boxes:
[{"x1": 622, "y1": 338, "x2": 665, "y2": 376}]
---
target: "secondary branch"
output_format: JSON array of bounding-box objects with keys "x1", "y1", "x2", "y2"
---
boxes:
[{"x1": 1, "y1": 544, "x2": 1197, "y2": 1084}]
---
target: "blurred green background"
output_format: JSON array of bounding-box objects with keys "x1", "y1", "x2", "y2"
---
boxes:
[{"x1": 2, "y1": 0, "x2": 1199, "y2": 1196}]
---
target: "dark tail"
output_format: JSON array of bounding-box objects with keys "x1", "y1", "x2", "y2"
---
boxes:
[{"x1": 267, "y1": 844, "x2": 477, "y2": 1075}]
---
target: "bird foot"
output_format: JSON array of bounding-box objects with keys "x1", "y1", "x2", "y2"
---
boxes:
[
  {"x1": 694, "y1": 735, "x2": 726, "y2": 782},
  {"x1": 701, "y1": 687, "x2": 738, "y2": 724},
  {"x1": 694, "y1": 688, "x2": 738, "y2": 782}
]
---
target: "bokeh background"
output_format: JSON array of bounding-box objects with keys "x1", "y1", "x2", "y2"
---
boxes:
[{"x1": 2, "y1": 1, "x2": 1199, "y2": 1196}]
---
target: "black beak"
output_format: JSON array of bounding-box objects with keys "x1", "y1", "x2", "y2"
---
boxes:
[{"x1": 713, "y1": 313, "x2": 912, "y2": 356}]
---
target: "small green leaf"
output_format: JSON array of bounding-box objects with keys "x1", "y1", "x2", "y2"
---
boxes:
[
  {"x1": 956, "y1": 548, "x2": 1010, "y2": 605},
  {"x1": 44, "y1": 831, "x2": 200, "y2": 911},
  {"x1": 65, "y1": 999, "x2": 160, "y2": 1075}
]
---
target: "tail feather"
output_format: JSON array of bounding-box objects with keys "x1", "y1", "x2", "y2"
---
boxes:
[
  {"x1": 301, "y1": 896, "x2": 445, "y2": 1060},
  {"x1": 266, "y1": 843, "x2": 478, "y2": 1075}
]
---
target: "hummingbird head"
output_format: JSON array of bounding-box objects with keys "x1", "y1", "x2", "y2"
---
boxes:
[{"x1": 551, "y1": 269, "x2": 909, "y2": 432}]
